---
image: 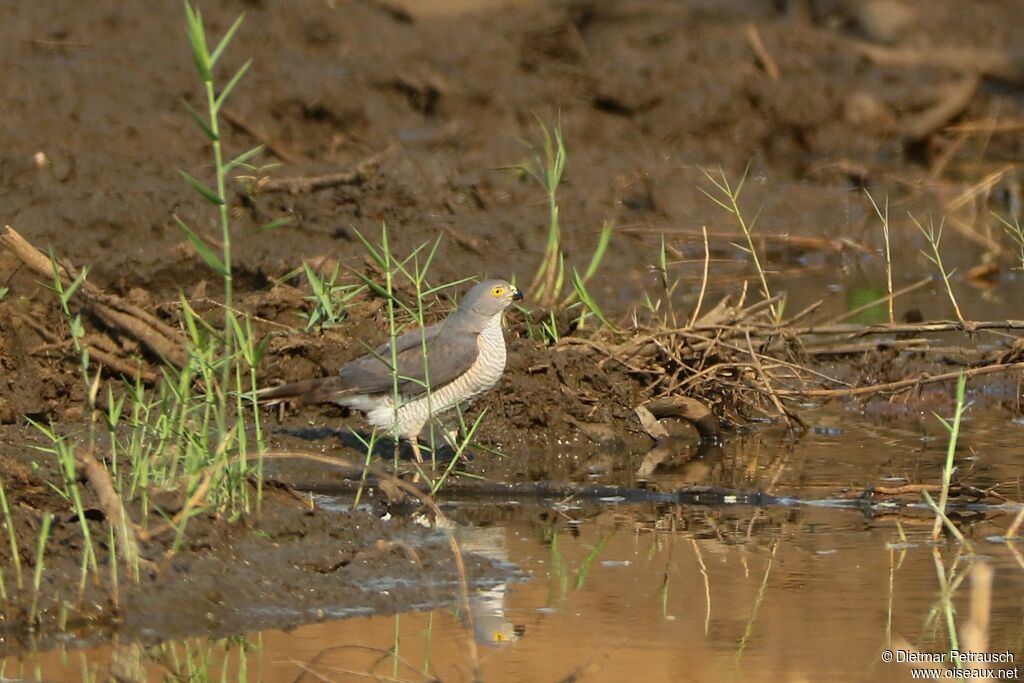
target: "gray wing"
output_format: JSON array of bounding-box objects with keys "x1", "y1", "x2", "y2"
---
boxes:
[
  {"x1": 376, "y1": 322, "x2": 444, "y2": 357},
  {"x1": 338, "y1": 322, "x2": 479, "y2": 397}
]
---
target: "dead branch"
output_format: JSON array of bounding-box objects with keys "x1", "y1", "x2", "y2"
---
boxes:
[
  {"x1": 260, "y1": 146, "x2": 396, "y2": 194},
  {"x1": 873, "y1": 483, "x2": 966, "y2": 497},
  {"x1": 644, "y1": 395, "x2": 721, "y2": 439},
  {"x1": 745, "y1": 23, "x2": 779, "y2": 79},
  {"x1": 826, "y1": 277, "x2": 931, "y2": 325},
  {"x1": 261, "y1": 170, "x2": 361, "y2": 194},
  {"x1": 571, "y1": 294, "x2": 1024, "y2": 425},
  {"x1": 773, "y1": 361, "x2": 1024, "y2": 399},
  {"x1": 845, "y1": 39, "x2": 1024, "y2": 85},
  {"x1": 901, "y1": 75, "x2": 981, "y2": 141},
  {"x1": 688, "y1": 225, "x2": 710, "y2": 326},
  {"x1": 15, "y1": 314, "x2": 157, "y2": 383},
  {"x1": 946, "y1": 118, "x2": 1024, "y2": 134},
  {"x1": 1, "y1": 225, "x2": 186, "y2": 367},
  {"x1": 85, "y1": 346, "x2": 158, "y2": 384},
  {"x1": 624, "y1": 227, "x2": 865, "y2": 255},
  {"x1": 13, "y1": 313, "x2": 61, "y2": 343},
  {"x1": 73, "y1": 449, "x2": 153, "y2": 579},
  {"x1": 634, "y1": 405, "x2": 669, "y2": 440},
  {"x1": 745, "y1": 330, "x2": 805, "y2": 430},
  {"x1": 739, "y1": 319, "x2": 1024, "y2": 338},
  {"x1": 801, "y1": 340, "x2": 978, "y2": 359},
  {"x1": 90, "y1": 302, "x2": 185, "y2": 366}
]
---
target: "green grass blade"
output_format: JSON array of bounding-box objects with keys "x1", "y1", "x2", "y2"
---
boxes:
[
  {"x1": 571, "y1": 268, "x2": 612, "y2": 328},
  {"x1": 182, "y1": 100, "x2": 217, "y2": 141},
  {"x1": 418, "y1": 233, "x2": 444, "y2": 280},
  {"x1": 353, "y1": 271, "x2": 390, "y2": 300},
  {"x1": 573, "y1": 533, "x2": 613, "y2": 590},
  {"x1": 178, "y1": 169, "x2": 224, "y2": 205},
  {"x1": 210, "y1": 13, "x2": 246, "y2": 67},
  {"x1": 256, "y1": 216, "x2": 294, "y2": 233},
  {"x1": 553, "y1": 251, "x2": 565, "y2": 294},
  {"x1": 183, "y1": 1, "x2": 212, "y2": 82},
  {"x1": 699, "y1": 167, "x2": 729, "y2": 196},
  {"x1": 61, "y1": 269, "x2": 89, "y2": 309},
  {"x1": 421, "y1": 276, "x2": 475, "y2": 297},
  {"x1": 734, "y1": 160, "x2": 752, "y2": 198},
  {"x1": 223, "y1": 144, "x2": 264, "y2": 173},
  {"x1": 214, "y1": 58, "x2": 252, "y2": 113},
  {"x1": 580, "y1": 220, "x2": 613, "y2": 282},
  {"x1": 173, "y1": 216, "x2": 228, "y2": 276},
  {"x1": 253, "y1": 335, "x2": 271, "y2": 366},
  {"x1": 350, "y1": 227, "x2": 386, "y2": 270},
  {"x1": 697, "y1": 185, "x2": 733, "y2": 213}
]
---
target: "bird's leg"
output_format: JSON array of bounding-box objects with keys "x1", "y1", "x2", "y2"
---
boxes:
[{"x1": 409, "y1": 436, "x2": 425, "y2": 464}]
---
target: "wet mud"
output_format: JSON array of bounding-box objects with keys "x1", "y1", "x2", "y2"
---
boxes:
[{"x1": 0, "y1": 445, "x2": 507, "y2": 655}]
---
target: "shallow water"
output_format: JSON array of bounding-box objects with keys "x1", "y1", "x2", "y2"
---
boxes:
[{"x1": 8, "y1": 409, "x2": 1023, "y2": 683}]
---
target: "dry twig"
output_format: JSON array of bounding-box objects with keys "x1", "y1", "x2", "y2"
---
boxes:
[
  {"x1": 745, "y1": 24, "x2": 779, "y2": 80},
  {"x1": 73, "y1": 449, "x2": 153, "y2": 579},
  {"x1": 901, "y1": 75, "x2": 981, "y2": 141},
  {"x1": 261, "y1": 146, "x2": 396, "y2": 194},
  {"x1": 1, "y1": 225, "x2": 186, "y2": 367}
]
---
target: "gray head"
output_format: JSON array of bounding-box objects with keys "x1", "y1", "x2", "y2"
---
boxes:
[{"x1": 453, "y1": 279, "x2": 523, "y2": 322}]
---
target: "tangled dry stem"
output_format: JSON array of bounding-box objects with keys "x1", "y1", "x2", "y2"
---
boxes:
[{"x1": 565, "y1": 293, "x2": 1024, "y2": 431}]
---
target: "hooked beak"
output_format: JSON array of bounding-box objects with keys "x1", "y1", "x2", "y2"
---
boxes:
[{"x1": 512, "y1": 287, "x2": 524, "y2": 302}]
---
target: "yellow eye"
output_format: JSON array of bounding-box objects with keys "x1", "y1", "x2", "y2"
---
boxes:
[
  {"x1": 491, "y1": 286, "x2": 505, "y2": 297},
  {"x1": 493, "y1": 632, "x2": 506, "y2": 642}
]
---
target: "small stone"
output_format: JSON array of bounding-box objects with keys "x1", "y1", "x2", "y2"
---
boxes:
[
  {"x1": 0, "y1": 396, "x2": 15, "y2": 424},
  {"x1": 855, "y1": 0, "x2": 916, "y2": 45},
  {"x1": 574, "y1": 420, "x2": 618, "y2": 444},
  {"x1": 127, "y1": 287, "x2": 152, "y2": 308},
  {"x1": 844, "y1": 91, "x2": 896, "y2": 132}
]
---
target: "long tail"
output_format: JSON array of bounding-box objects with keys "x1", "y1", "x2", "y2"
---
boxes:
[{"x1": 256, "y1": 377, "x2": 350, "y2": 406}]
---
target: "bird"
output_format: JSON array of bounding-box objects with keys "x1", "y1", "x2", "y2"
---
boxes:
[{"x1": 258, "y1": 278, "x2": 523, "y2": 462}]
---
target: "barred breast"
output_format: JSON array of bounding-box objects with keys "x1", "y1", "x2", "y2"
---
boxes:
[{"x1": 366, "y1": 312, "x2": 508, "y2": 439}]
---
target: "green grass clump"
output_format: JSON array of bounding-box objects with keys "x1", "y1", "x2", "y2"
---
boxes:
[
  {"x1": 21, "y1": 5, "x2": 277, "y2": 610},
  {"x1": 911, "y1": 214, "x2": 967, "y2": 328},
  {"x1": 994, "y1": 211, "x2": 1024, "y2": 270},
  {"x1": 27, "y1": 513, "x2": 53, "y2": 630},
  {"x1": 700, "y1": 164, "x2": 780, "y2": 322},
  {"x1": 172, "y1": 1, "x2": 269, "y2": 514},
  {"x1": 300, "y1": 261, "x2": 365, "y2": 331},
  {"x1": 922, "y1": 373, "x2": 971, "y2": 549},
  {"x1": 151, "y1": 634, "x2": 259, "y2": 683},
  {"x1": 516, "y1": 121, "x2": 615, "y2": 339},
  {"x1": 0, "y1": 478, "x2": 22, "y2": 593},
  {"x1": 525, "y1": 121, "x2": 567, "y2": 308}
]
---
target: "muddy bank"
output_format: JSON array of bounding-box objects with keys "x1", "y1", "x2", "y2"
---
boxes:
[
  {"x1": 4, "y1": 219, "x2": 1024, "y2": 656},
  {"x1": 3, "y1": 0, "x2": 1024, "y2": 441},
  {"x1": 0, "y1": 438, "x2": 508, "y2": 655}
]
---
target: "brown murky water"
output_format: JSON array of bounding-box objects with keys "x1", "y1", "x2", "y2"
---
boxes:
[{"x1": 8, "y1": 409, "x2": 1022, "y2": 683}]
